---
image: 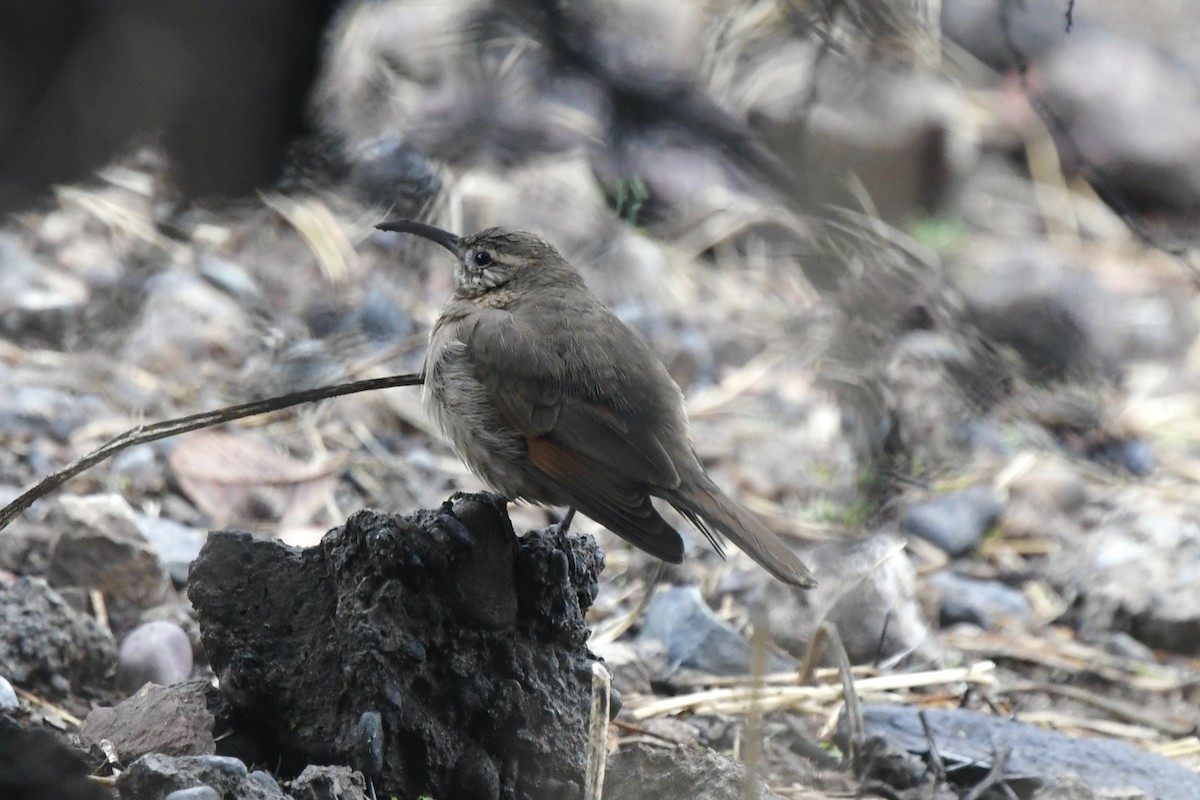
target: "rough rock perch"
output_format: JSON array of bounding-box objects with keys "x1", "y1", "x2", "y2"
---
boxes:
[{"x1": 188, "y1": 492, "x2": 605, "y2": 800}]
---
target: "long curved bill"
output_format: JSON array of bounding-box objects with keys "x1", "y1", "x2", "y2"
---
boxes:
[{"x1": 376, "y1": 219, "x2": 464, "y2": 259}]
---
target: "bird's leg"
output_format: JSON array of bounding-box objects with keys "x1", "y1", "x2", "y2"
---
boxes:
[
  {"x1": 556, "y1": 506, "x2": 578, "y2": 576},
  {"x1": 554, "y1": 506, "x2": 578, "y2": 568},
  {"x1": 556, "y1": 506, "x2": 577, "y2": 549}
]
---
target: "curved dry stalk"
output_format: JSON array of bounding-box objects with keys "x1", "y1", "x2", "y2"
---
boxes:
[{"x1": 0, "y1": 372, "x2": 424, "y2": 532}]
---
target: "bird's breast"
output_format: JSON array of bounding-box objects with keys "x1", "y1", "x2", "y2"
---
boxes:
[{"x1": 423, "y1": 317, "x2": 531, "y2": 498}]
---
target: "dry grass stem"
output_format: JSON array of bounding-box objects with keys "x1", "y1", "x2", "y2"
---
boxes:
[{"x1": 625, "y1": 661, "x2": 996, "y2": 720}]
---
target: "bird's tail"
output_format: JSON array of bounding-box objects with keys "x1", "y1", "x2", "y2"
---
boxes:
[{"x1": 666, "y1": 478, "x2": 817, "y2": 588}]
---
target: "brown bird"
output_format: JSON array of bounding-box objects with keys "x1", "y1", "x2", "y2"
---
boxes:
[{"x1": 379, "y1": 220, "x2": 816, "y2": 588}]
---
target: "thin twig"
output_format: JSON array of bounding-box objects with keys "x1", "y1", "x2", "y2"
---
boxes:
[
  {"x1": 0, "y1": 373, "x2": 424, "y2": 531},
  {"x1": 962, "y1": 744, "x2": 1013, "y2": 800},
  {"x1": 823, "y1": 623, "x2": 862, "y2": 774},
  {"x1": 918, "y1": 709, "x2": 947, "y2": 783}
]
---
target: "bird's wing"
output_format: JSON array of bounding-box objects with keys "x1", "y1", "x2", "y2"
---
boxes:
[
  {"x1": 525, "y1": 436, "x2": 683, "y2": 563},
  {"x1": 462, "y1": 307, "x2": 686, "y2": 562},
  {"x1": 463, "y1": 306, "x2": 682, "y2": 489}
]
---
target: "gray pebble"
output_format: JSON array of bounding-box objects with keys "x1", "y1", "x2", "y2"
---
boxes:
[
  {"x1": 640, "y1": 586, "x2": 792, "y2": 675},
  {"x1": 135, "y1": 514, "x2": 208, "y2": 587},
  {"x1": 198, "y1": 254, "x2": 262, "y2": 303},
  {"x1": 118, "y1": 620, "x2": 193, "y2": 694},
  {"x1": 290, "y1": 764, "x2": 370, "y2": 800},
  {"x1": 357, "y1": 710, "x2": 384, "y2": 776},
  {"x1": 0, "y1": 675, "x2": 18, "y2": 710},
  {"x1": 1106, "y1": 439, "x2": 1155, "y2": 476},
  {"x1": 902, "y1": 486, "x2": 1003, "y2": 557},
  {"x1": 929, "y1": 571, "x2": 1031, "y2": 629},
  {"x1": 190, "y1": 755, "x2": 248, "y2": 779},
  {"x1": 250, "y1": 771, "x2": 282, "y2": 791},
  {"x1": 165, "y1": 786, "x2": 220, "y2": 800}
]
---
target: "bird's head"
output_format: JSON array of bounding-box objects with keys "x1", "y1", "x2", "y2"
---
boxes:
[{"x1": 377, "y1": 220, "x2": 580, "y2": 301}]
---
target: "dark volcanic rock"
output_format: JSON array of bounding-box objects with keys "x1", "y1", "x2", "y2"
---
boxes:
[
  {"x1": 0, "y1": 576, "x2": 116, "y2": 700},
  {"x1": 80, "y1": 680, "x2": 216, "y2": 760},
  {"x1": 48, "y1": 495, "x2": 174, "y2": 636},
  {"x1": 289, "y1": 765, "x2": 368, "y2": 800},
  {"x1": 188, "y1": 492, "x2": 605, "y2": 800},
  {"x1": 1037, "y1": 30, "x2": 1200, "y2": 216},
  {"x1": 0, "y1": 716, "x2": 113, "y2": 800},
  {"x1": 117, "y1": 754, "x2": 286, "y2": 800},
  {"x1": 847, "y1": 704, "x2": 1200, "y2": 800},
  {"x1": 603, "y1": 741, "x2": 786, "y2": 800}
]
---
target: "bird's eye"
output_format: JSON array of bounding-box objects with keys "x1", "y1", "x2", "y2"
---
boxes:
[{"x1": 473, "y1": 251, "x2": 493, "y2": 267}]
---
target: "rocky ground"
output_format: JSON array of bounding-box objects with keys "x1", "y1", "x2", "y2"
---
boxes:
[{"x1": 2, "y1": 1, "x2": 1200, "y2": 799}]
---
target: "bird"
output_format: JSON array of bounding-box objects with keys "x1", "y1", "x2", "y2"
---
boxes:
[{"x1": 378, "y1": 219, "x2": 816, "y2": 588}]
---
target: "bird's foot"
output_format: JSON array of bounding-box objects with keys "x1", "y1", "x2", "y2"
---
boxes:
[{"x1": 555, "y1": 507, "x2": 577, "y2": 553}]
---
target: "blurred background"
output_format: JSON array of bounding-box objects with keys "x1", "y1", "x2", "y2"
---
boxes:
[{"x1": 2, "y1": 0, "x2": 1200, "y2": 792}]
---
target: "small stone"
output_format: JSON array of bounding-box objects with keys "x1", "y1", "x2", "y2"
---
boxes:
[
  {"x1": 79, "y1": 681, "x2": 216, "y2": 759},
  {"x1": 1101, "y1": 439, "x2": 1156, "y2": 477},
  {"x1": 118, "y1": 620, "x2": 194, "y2": 694},
  {"x1": 121, "y1": 272, "x2": 256, "y2": 372},
  {"x1": 352, "y1": 285, "x2": 416, "y2": 343},
  {"x1": 348, "y1": 135, "x2": 442, "y2": 210},
  {"x1": 0, "y1": 576, "x2": 116, "y2": 698},
  {"x1": 0, "y1": 717, "x2": 112, "y2": 800},
  {"x1": 135, "y1": 515, "x2": 209, "y2": 588},
  {"x1": 165, "y1": 787, "x2": 220, "y2": 800},
  {"x1": 608, "y1": 686, "x2": 622, "y2": 720},
  {"x1": 928, "y1": 571, "x2": 1031, "y2": 629},
  {"x1": 0, "y1": 384, "x2": 110, "y2": 442},
  {"x1": 197, "y1": 254, "x2": 262, "y2": 303},
  {"x1": 851, "y1": 704, "x2": 1200, "y2": 800},
  {"x1": 1037, "y1": 31, "x2": 1200, "y2": 215},
  {"x1": 639, "y1": 716, "x2": 700, "y2": 746},
  {"x1": 249, "y1": 772, "x2": 282, "y2": 792},
  {"x1": 762, "y1": 535, "x2": 934, "y2": 664},
  {"x1": 0, "y1": 512, "x2": 54, "y2": 575},
  {"x1": 118, "y1": 753, "x2": 285, "y2": 800},
  {"x1": 356, "y1": 710, "x2": 384, "y2": 776},
  {"x1": 0, "y1": 676, "x2": 18, "y2": 711},
  {"x1": 290, "y1": 765, "x2": 369, "y2": 800},
  {"x1": 49, "y1": 494, "x2": 173, "y2": 635},
  {"x1": 111, "y1": 445, "x2": 168, "y2": 499},
  {"x1": 604, "y1": 741, "x2": 787, "y2": 800},
  {"x1": 1045, "y1": 493, "x2": 1200, "y2": 656},
  {"x1": 640, "y1": 586, "x2": 792, "y2": 675},
  {"x1": 1007, "y1": 458, "x2": 1086, "y2": 513},
  {"x1": 191, "y1": 756, "x2": 248, "y2": 779},
  {"x1": 902, "y1": 486, "x2": 1003, "y2": 557}
]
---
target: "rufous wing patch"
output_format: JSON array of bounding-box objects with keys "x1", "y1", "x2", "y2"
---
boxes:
[{"x1": 525, "y1": 436, "x2": 684, "y2": 563}]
